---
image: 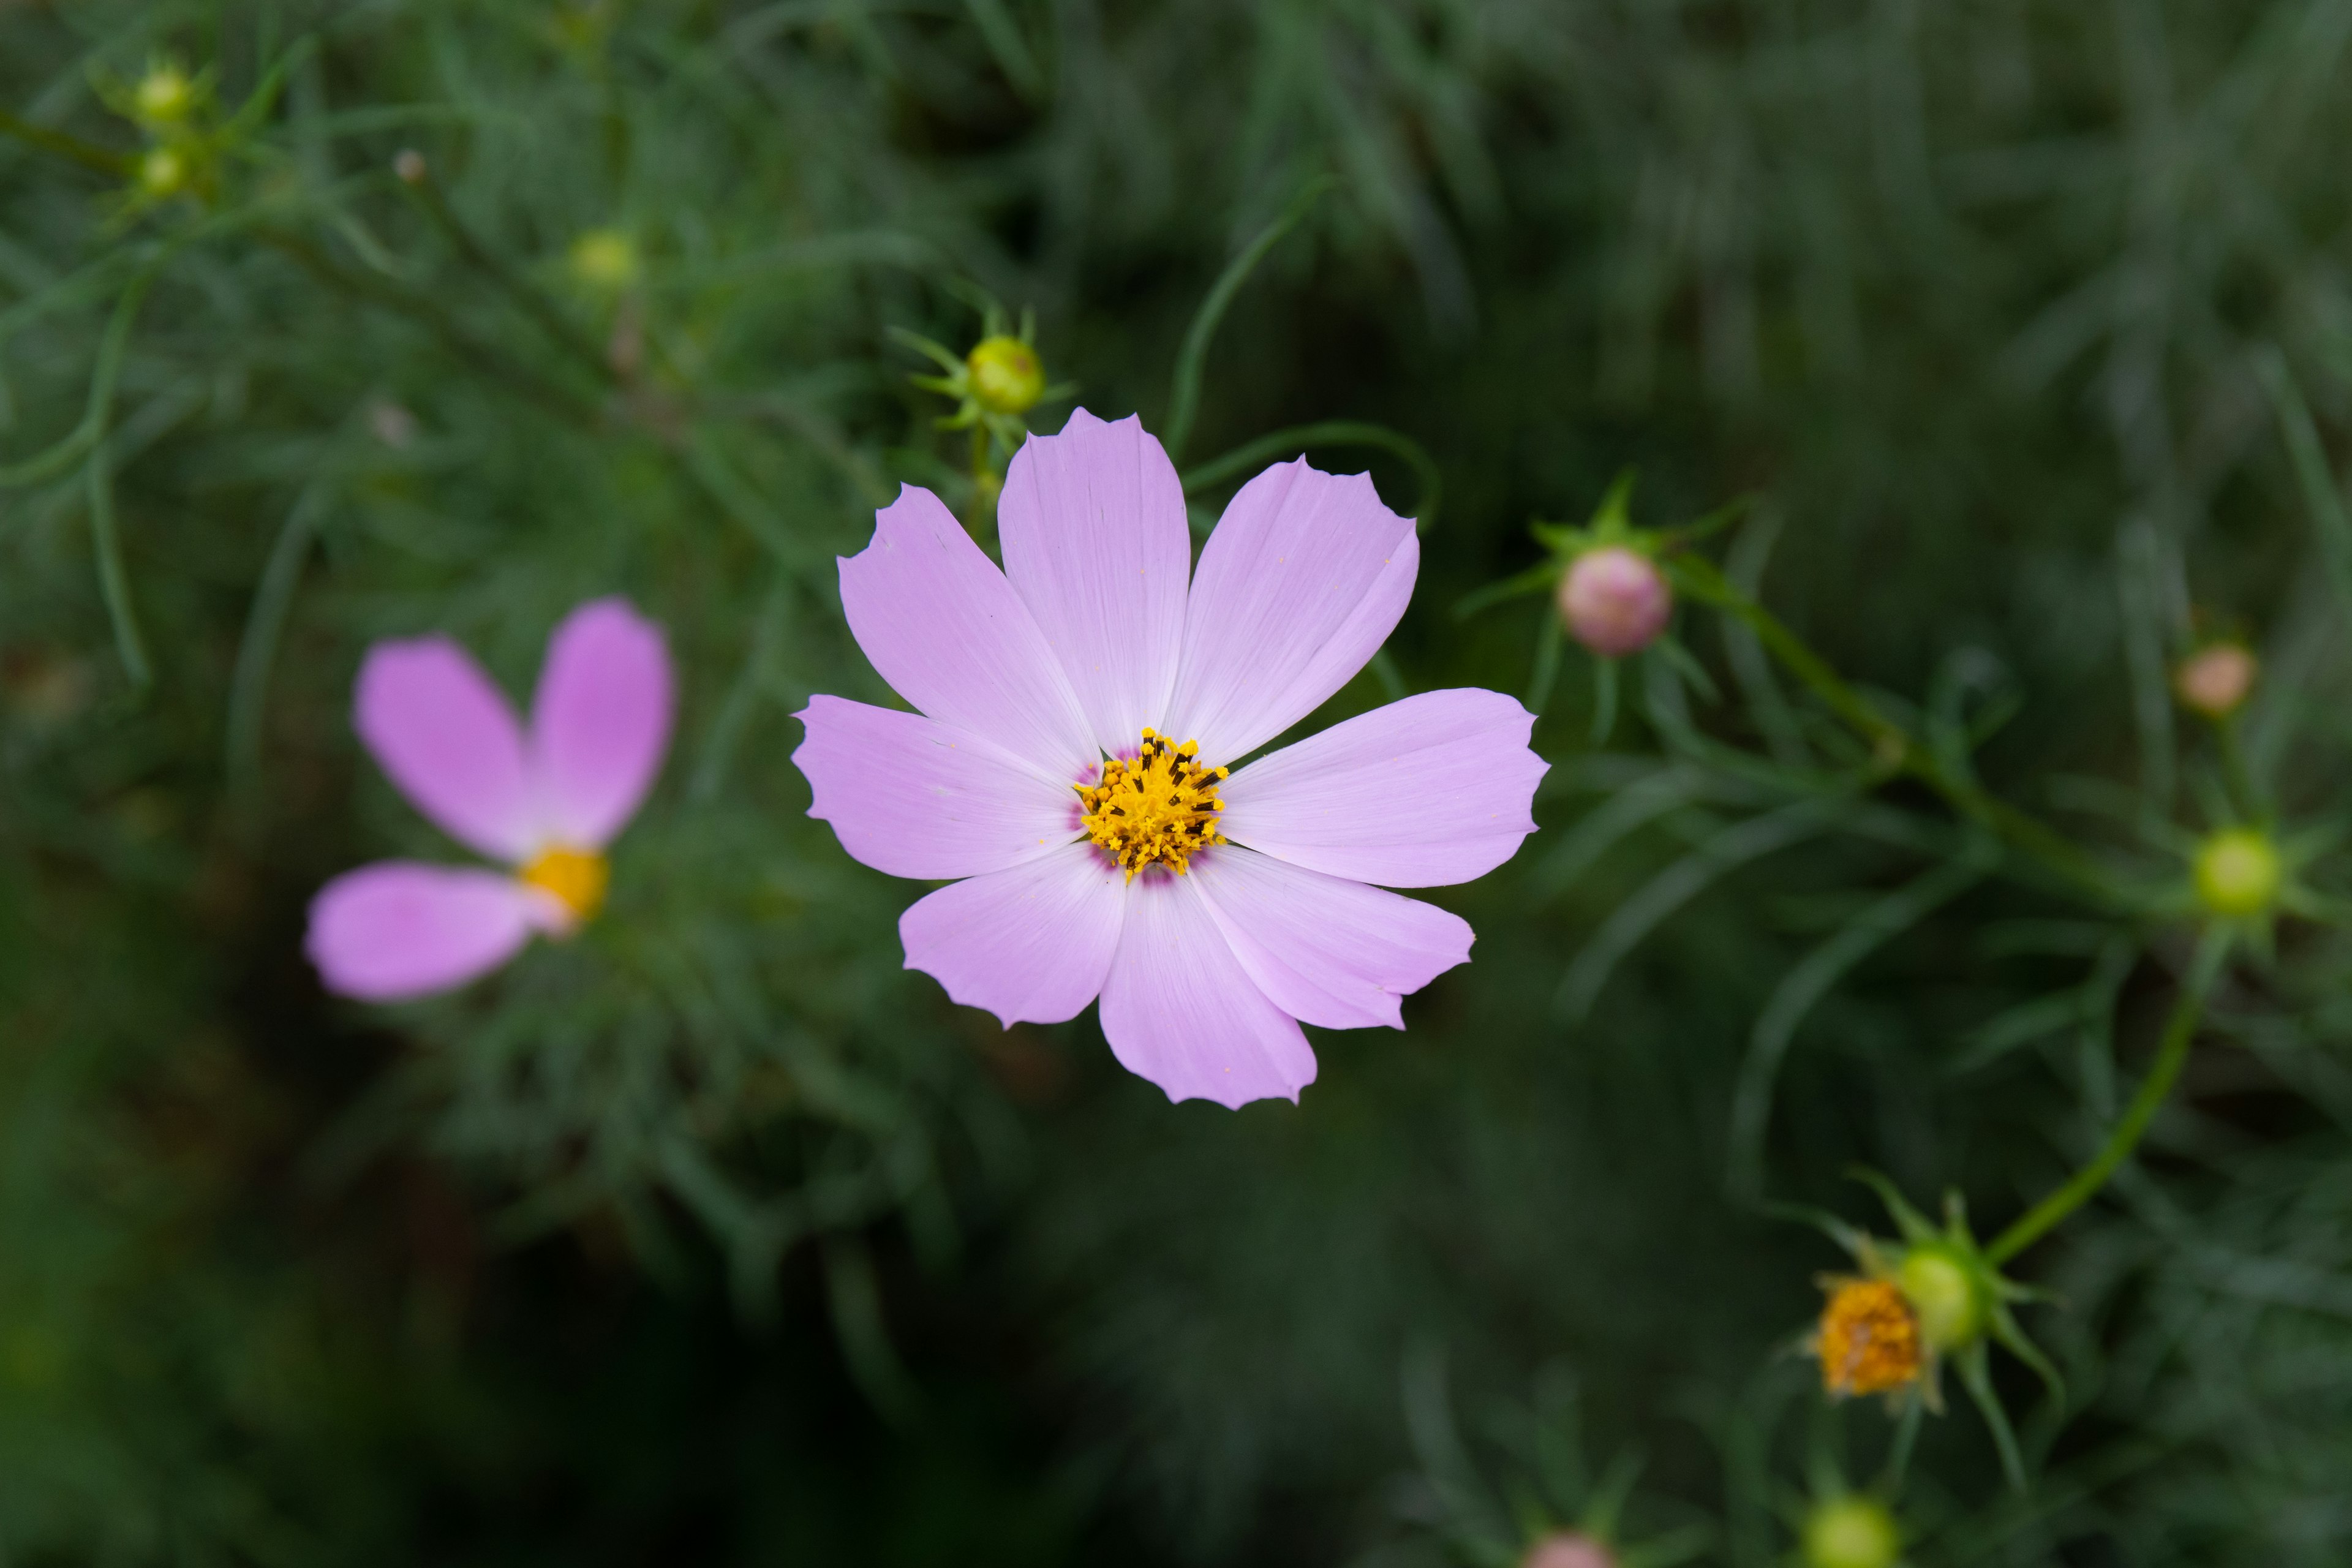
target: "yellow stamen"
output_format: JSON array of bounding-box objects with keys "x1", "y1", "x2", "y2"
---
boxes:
[
  {"x1": 1812, "y1": 1277, "x2": 1923, "y2": 1398},
  {"x1": 1076, "y1": 728, "x2": 1227, "y2": 881},
  {"x1": 519, "y1": 845, "x2": 609, "y2": 924}
]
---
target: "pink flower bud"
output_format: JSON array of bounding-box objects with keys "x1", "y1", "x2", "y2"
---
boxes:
[
  {"x1": 1521, "y1": 1532, "x2": 1618, "y2": 1568},
  {"x1": 2174, "y1": 642, "x2": 2256, "y2": 720},
  {"x1": 1556, "y1": 545, "x2": 1671, "y2": 657}
]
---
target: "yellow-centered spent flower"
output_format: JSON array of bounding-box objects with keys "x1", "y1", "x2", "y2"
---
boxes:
[{"x1": 1812, "y1": 1277, "x2": 1924, "y2": 1398}]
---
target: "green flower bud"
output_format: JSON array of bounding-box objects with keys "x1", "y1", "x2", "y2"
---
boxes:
[
  {"x1": 966, "y1": 334, "x2": 1044, "y2": 415},
  {"x1": 135, "y1": 62, "x2": 196, "y2": 124},
  {"x1": 2193, "y1": 828, "x2": 2281, "y2": 919},
  {"x1": 1801, "y1": 1495, "x2": 1901, "y2": 1568},
  {"x1": 568, "y1": 228, "x2": 640, "y2": 293},
  {"x1": 1896, "y1": 1245, "x2": 1983, "y2": 1352},
  {"x1": 137, "y1": 145, "x2": 190, "y2": 198}
]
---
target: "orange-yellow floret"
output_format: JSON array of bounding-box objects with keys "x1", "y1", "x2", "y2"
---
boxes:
[
  {"x1": 519, "y1": 845, "x2": 610, "y2": 924},
  {"x1": 1076, "y1": 729, "x2": 1227, "y2": 880},
  {"x1": 1812, "y1": 1277, "x2": 1924, "y2": 1398}
]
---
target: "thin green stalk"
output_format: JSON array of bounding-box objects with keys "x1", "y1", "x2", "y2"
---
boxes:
[
  {"x1": 399, "y1": 164, "x2": 616, "y2": 384},
  {"x1": 1163, "y1": 176, "x2": 1333, "y2": 465},
  {"x1": 254, "y1": 227, "x2": 598, "y2": 424},
  {"x1": 1984, "y1": 927, "x2": 2230, "y2": 1265},
  {"x1": 1671, "y1": 556, "x2": 2118, "y2": 906},
  {"x1": 0, "y1": 109, "x2": 126, "y2": 176}
]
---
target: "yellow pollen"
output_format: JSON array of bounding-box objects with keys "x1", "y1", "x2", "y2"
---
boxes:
[
  {"x1": 1076, "y1": 729, "x2": 1228, "y2": 881},
  {"x1": 1813, "y1": 1278, "x2": 1924, "y2": 1398},
  {"x1": 519, "y1": 845, "x2": 609, "y2": 924}
]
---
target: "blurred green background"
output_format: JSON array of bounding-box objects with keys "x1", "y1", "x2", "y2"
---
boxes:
[{"x1": 6, "y1": 1, "x2": 2352, "y2": 1563}]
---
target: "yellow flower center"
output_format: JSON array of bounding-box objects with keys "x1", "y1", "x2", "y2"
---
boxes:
[
  {"x1": 519, "y1": 845, "x2": 609, "y2": 924},
  {"x1": 1076, "y1": 729, "x2": 1227, "y2": 880},
  {"x1": 1814, "y1": 1278, "x2": 1923, "y2": 1398}
]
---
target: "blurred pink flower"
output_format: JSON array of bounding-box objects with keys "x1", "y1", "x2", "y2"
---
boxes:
[
  {"x1": 794, "y1": 409, "x2": 1547, "y2": 1108},
  {"x1": 306, "y1": 598, "x2": 674, "y2": 1001}
]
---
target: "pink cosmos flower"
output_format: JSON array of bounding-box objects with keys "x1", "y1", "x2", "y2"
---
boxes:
[
  {"x1": 793, "y1": 409, "x2": 1548, "y2": 1108},
  {"x1": 306, "y1": 598, "x2": 674, "y2": 1001}
]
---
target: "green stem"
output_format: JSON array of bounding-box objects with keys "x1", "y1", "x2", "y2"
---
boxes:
[
  {"x1": 254, "y1": 227, "x2": 598, "y2": 425},
  {"x1": 1983, "y1": 927, "x2": 2229, "y2": 1265},
  {"x1": 399, "y1": 166, "x2": 616, "y2": 384},
  {"x1": 0, "y1": 109, "x2": 126, "y2": 176},
  {"x1": 1670, "y1": 556, "x2": 2118, "y2": 906}
]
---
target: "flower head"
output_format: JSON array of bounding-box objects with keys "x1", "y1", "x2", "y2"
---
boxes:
[
  {"x1": 794, "y1": 410, "x2": 1548, "y2": 1107},
  {"x1": 1812, "y1": 1276, "x2": 1923, "y2": 1398},
  {"x1": 306, "y1": 599, "x2": 673, "y2": 1001},
  {"x1": 1557, "y1": 545, "x2": 1671, "y2": 657},
  {"x1": 2174, "y1": 641, "x2": 2256, "y2": 719}
]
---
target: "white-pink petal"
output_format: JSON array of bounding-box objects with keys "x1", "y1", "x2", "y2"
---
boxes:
[
  {"x1": 306, "y1": 861, "x2": 538, "y2": 1001},
  {"x1": 530, "y1": 597, "x2": 674, "y2": 849},
  {"x1": 355, "y1": 636, "x2": 540, "y2": 864},
  {"x1": 1098, "y1": 870, "x2": 1318, "y2": 1108},
  {"x1": 837, "y1": 484, "x2": 1095, "y2": 782},
  {"x1": 898, "y1": 840, "x2": 1129, "y2": 1027},
  {"x1": 1188, "y1": 845, "x2": 1472, "y2": 1030},
  {"x1": 1219, "y1": 688, "x2": 1548, "y2": 888},
  {"x1": 794, "y1": 696, "x2": 1080, "y2": 880},
  {"x1": 1162, "y1": 460, "x2": 1419, "y2": 766},
  {"x1": 998, "y1": 410, "x2": 1191, "y2": 756}
]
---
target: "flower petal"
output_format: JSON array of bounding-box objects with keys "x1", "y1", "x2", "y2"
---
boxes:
[
  {"x1": 1161, "y1": 459, "x2": 1419, "y2": 764},
  {"x1": 1188, "y1": 845, "x2": 1472, "y2": 1030},
  {"x1": 306, "y1": 862, "x2": 537, "y2": 1001},
  {"x1": 899, "y1": 840, "x2": 1128, "y2": 1026},
  {"x1": 1219, "y1": 688, "x2": 1548, "y2": 888},
  {"x1": 998, "y1": 409, "x2": 1191, "y2": 755},
  {"x1": 838, "y1": 484, "x2": 1094, "y2": 780},
  {"x1": 355, "y1": 636, "x2": 539, "y2": 862},
  {"x1": 794, "y1": 695, "x2": 1081, "y2": 879},
  {"x1": 1098, "y1": 869, "x2": 1317, "y2": 1108},
  {"x1": 530, "y1": 598, "x2": 675, "y2": 848}
]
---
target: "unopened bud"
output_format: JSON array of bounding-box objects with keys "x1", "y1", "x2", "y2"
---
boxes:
[
  {"x1": 2193, "y1": 827, "x2": 2281, "y2": 919},
  {"x1": 1801, "y1": 1496, "x2": 1901, "y2": 1568},
  {"x1": 569, "y1": 228, "x2": 639, "y2": 293},
  {"x1": 137, "y1": 145, "x2": 189, "y2": 198},
  {"x1": 1556, "y1": 545, "x2": 1671, "y2": 657},
  {"x1": 134, "y1": 62, "x2": 195, "y2": 124},
  {"x1": 966, "y1": 334, "x2": 1044, "y2": 415},
  {"x1": 2174, "y1": 642, "x2": 2256, "y2": 720},
  {"x1": 1520, "y1": 1532, "x2": 1617, "y2": 1568},
  {"x1": 1896, "y1": 1245, "x2": 1982, "y2": 1352},
  {"x1": 393, "y1": 149, "x2": 427, "y2": 184}
]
